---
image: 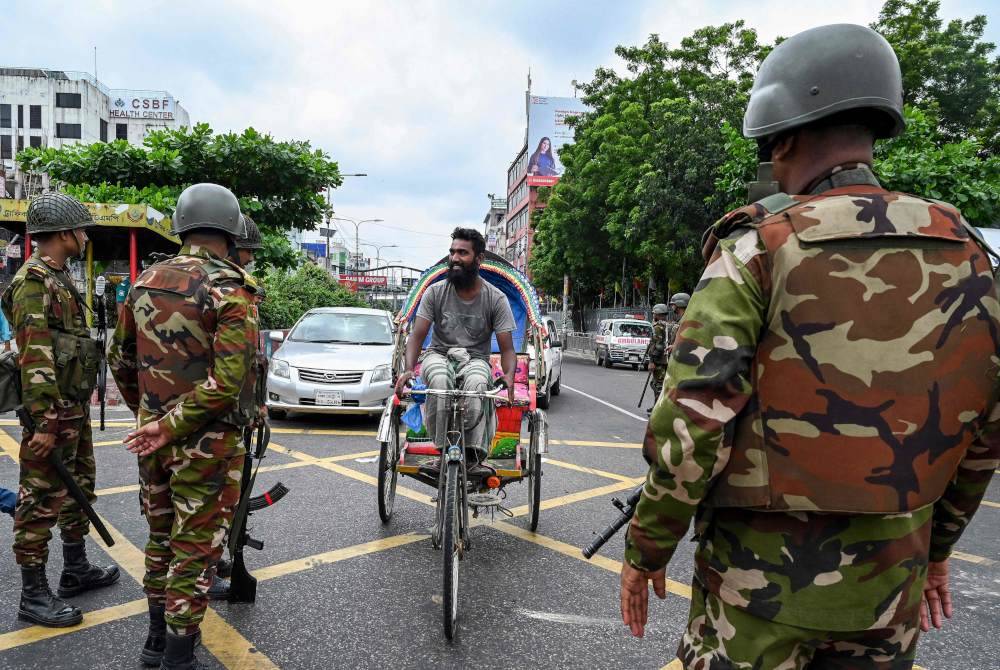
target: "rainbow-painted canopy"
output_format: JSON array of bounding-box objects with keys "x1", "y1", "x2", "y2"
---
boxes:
[{"x1": 397, "y1": 252, "x2": 545, "y2": 352}]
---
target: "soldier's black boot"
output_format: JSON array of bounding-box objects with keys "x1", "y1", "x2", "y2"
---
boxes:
[
  {"x1": 206, "y1": 573, "x2": 231, "y2": 601},
  {"x1": 160, "y1": 631, "x2": 201, "y2": 670},
  {"x1": 18, "y1": 565, "x2": 83, "y2": 627},
  {"x1": 140, "y1": 602, "x2": 166, "y2": 667},
  {"x1": 57, "y1": 541, "x2": 121, "y2": 597}
]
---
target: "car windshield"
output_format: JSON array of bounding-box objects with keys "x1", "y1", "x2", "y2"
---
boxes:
[
  {"x1": 614, "y1": 322, "x2": 652, "y2": 338},
  {"x1": 289, "y1": 313, "x2": 393, "y2": 344}
]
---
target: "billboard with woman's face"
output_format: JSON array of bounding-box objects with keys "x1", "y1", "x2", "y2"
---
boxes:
[{"x1": 526, "y1": 96, "x2": 589, "y2": 186}]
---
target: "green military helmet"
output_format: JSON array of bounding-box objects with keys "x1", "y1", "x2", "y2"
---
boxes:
[
  {"x1": 669, "y1": 292, "x2": 690, "y2": 308},
  {"x1": 743, "y1": 24, "x2": 904, "y2": 140},
  {"x1": 236, "y1": 214, "x2": 263, "y2": 250},
  {"x1": 171, "y1": 183, "x2": 244, "y2": 237},
  {"x1": 25, "y1": 192, "x2": 95, "y2": 234},
  {"x1": 652, "y1": 303, "x2": 670, "y2": 316}
]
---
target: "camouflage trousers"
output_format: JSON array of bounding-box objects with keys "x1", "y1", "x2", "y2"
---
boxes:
[
  {"x1": 13, "y1": 415, "x2": 95, "y2": 566},
  {"x1": 649, "y1": 365, "x2": 667, "y2": 401},
  {"x1": 677, "y1": 581, "x2": 920, "y2": 669},
  {"x1": 139, "y1": 429, "x2": 243, "y2": 636}
]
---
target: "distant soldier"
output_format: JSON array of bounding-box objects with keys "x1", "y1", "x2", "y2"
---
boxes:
[
  {"x1": 663, "y1": 292, "x2": 689, "y2": 356},
  {"x1": 620, "y1": 25, "x2": 1000, "y2": 668},
  {"x1": 109, "y1": 184, "x2": 259, "y2": 669},
  {"x1": 3, "y1": 193, "x2": 120, "y2": 628},
  {"x1": 644, "y1": 303, "x2": 670, "y2": 413}
]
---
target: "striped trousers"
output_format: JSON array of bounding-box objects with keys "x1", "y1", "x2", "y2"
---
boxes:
[{"x1": 420, "y1": 349, "x2": 495, "y2": 457}]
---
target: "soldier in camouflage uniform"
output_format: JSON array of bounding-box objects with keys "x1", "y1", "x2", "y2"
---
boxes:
[
  {"x1": 644, "y1": 304, "x2": 670, "y2": 413},
  {"x1": 109, "y1": 183, "x2": 259, "y2": 670},
  {"x1": 620, "y1": 25, "x2": 1000, "y2": 669},
  {"x1": 3, "y1": 193, "x2": 120, "y2": 628},
  {"x1": 206, "y1": 213, "x2": 266, "y2": 602},
  {"x1": 664, "y1": 292, "x2": 688, "y2": 357}
]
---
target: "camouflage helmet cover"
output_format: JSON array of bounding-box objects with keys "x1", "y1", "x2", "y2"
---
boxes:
[
  {"x1": 171, "y1": 183, "x2": 244, "y2": 237},
  {"x1": 26, "y1": 192, "x2": 95, "y2": 234},
  {"x1": 652, "y1": 303, "x2": 670, "y2": 315},
  {"x1": 669, "y1": 292, "x2": 691, "y2": 307},
  {"x1": 743, "y1": 24, "x2": 905, "y2": 140},
  {"x1": 236, "y1": 214, "x2": 264, "y2": 250}
]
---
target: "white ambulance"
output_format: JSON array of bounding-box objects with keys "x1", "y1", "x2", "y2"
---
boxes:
[{"x1": 593, "y1": 318, "x2": 653, "y2": 370}]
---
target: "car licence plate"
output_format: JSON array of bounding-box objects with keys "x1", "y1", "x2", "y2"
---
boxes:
[
  {"x1": 315, "y1": 390, "x2": 343, "y2": 406},
  {"x1": 626, "y1": 353, "x2": 639, "y2": 362}
]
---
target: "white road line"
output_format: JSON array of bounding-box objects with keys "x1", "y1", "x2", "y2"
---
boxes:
[{"x1": 562, "y1": 384, "x2": 648, "y2": 422}]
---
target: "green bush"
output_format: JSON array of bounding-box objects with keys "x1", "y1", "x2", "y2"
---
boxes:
[{"x1": 259, "y1": 263, "x2": 367, "y2": 330}]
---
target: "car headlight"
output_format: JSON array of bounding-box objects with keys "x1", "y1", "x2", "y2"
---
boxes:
[
  {"x1": 371, "y1": 365, "x2": 392, "y2": 383},
  {"x1": 609, "y1": 343, "x2": 621, "y2": 351},
  {"x1": 271, "y1": 359, "x2": 290, "y2": 379}
]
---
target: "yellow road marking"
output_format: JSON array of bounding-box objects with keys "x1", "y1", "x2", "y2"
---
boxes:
[
  {"x1": 552, "y1": 439, "x2": 641, "y2": 449},
  {"x1": 543, "y1": 457, "x2": 637, "y2": 483},
  {"x1": 981, "y1": 500, "x2": 1000, "y2": 509},
  {"x1": 0, "y1": 598, "x2": 148, "y2": 651},
  {"x1": 95, "y1": 450, "x2": 381, "y2": 497},
  {"x1": 507, "y1": 479, "x2": 642, "y2": 518},
  {"x1": 662, "y1": 660, "x2": 683, "y2": 670},
  {"x1": 252, "y1": 533, "x2": 427, "y2": 581},
  {"x1": 0, "y1": 419, "x2": 135, "y2": 428},
  {"x1": 200, "y1": 610, "x2": 279, "y2": 670},
  {"x1": 0, "y1": 429, "x2": 21, "y2": 461},
  {"x1": 0, "y1": 530, "x2": 427, "y2": 655},
  {"x1": 93, "y1": 439, "x2": 125, "y2": 447},
  {"x1": 270, "y1": 427, "x2": 377, "y2": 437},
  {"x1": 950, "y1": 550, "x2": 998, "y2": 567},
  {"x1": 491, "y1": 521, "x2": 692, "y2": 598}
]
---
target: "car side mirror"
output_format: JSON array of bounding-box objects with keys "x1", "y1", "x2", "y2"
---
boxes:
[{"x1": 269, "y1": 331, "x2": 285, "y2": 343}]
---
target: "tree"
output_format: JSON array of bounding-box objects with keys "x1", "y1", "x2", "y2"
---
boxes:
[
  {"x1": 873, "y1": 0, "x2": 1000, "y2": 151},
  {"x1": 259, "y1": 263, "x2": 367, "y2": 330},
  {"x1": 531, "y1": 23, "x2": 766, "y2": 301},
  {"x1": 16, "y1": 123, "x2": 342, "y2": 270}
]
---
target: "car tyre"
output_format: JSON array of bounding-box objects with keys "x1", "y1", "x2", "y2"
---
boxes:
[
  {"x1": 537, "y1": 382, "x2": 551, "y2": 409},
  {"x1": 603, "y1": 351, "x2": 614, "y2": 369},
  {"x1": 550, "y1": 374, "x2": 561, "y2": 396}
]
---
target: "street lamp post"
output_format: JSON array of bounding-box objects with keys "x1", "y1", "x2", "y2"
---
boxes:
[
  {"x1": 359, "y1": 243, "x2": 398, "y2": 271},
  {"x1": 332, "y1": 217, "x2": 384, "y2": 273},
  {"x1": 323, "y1": 174, "x2": 367, "y2": 274}
]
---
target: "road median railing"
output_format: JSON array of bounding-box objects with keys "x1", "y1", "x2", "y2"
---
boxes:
[{"x1": 564, "y1": 332, "x2": 595, "y2": 355}]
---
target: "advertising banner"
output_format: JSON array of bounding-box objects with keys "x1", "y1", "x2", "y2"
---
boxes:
[
  {"x1": 110, "y1": 90, "x2": 176, "y2": 121},
  {"x1": 526, "y1": 95, "x2": 589, "y2": 186},
  {"x1": 339, "y1": 274, "x2": 388, "y2": 287},
  {"x1": 0, "y1": 199, "x2": 177, "y2": 242}
]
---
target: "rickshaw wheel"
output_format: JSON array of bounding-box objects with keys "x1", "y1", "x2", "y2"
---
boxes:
[
  {"x1": 442, "y1": 461, "x2": 461, "y2": 640},
  {"x1": 527, "y1": 411, "x2": 545, "y2": 531},
  {"x1": 377, "y1": 408, "x2": 401, "y2": 523}
]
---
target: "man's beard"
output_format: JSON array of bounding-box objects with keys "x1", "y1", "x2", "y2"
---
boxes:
[{"x1": 448, "y1": 262, "x2": 478, "y2": 289}]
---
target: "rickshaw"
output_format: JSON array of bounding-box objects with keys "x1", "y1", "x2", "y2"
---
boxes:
[{"x1": 375, "y1": 251, "x2": 550, "y2": 639}]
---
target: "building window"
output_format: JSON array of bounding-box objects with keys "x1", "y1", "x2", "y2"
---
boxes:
[
  {"x1": 0, "y1": 105, "x2": 9, "y2": 128},
  {"x1": 29, "y1": 136, "x2": 42, "y2": 148},
  {"x1": 0, "y1": 135, "x2": 11, "y2": 160},
  {"x1": 29, "y1": 105, "x2": 41, "y2": 129},
  {"x1": 115, "y1": 123, "x2": 127, "y2": 140},
  {"x1": 100, "y1": 119, "x2": 108, "y2": 142},
  {"x1": 17, "y1": 105, "x2": 23, "y2": 128},
  {"x1": 55, "y1": 123, "x2": 82, "y2": 139},
  {"x1": 17, "y1": 135, "x2": 23, "y2": 151},
  {"x1": 55, "y1": 93, "x2": 82, "y2": 109}
]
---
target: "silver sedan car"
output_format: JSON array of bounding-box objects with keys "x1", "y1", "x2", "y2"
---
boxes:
[{"x1": 266, "y1": 307, "x2": 395, "y2": 417}]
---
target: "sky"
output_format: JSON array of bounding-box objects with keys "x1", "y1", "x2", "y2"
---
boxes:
[{"x1": 7, "y1": 0, "x2": 999, "y2": 269}]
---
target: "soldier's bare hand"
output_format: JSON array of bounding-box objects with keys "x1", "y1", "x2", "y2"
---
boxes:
[
  {"x1": 646, "y1": 362, "x2": 655, "y2": 371},
  {"x1": 123, "y1": 421, "x2": 171, "y2": 457},
  {"x1": 620, "y1": 561, "x2": 667, "y2": 638},
  {"x1": 921, "y1": 559, "x2": 952, "y2": 632},
  {"x1": 28, "y1": 431, "x2": 57, "y2": 458}
]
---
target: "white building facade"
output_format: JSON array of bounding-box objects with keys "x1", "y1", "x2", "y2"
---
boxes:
[{"x1": 0, "y1": 67, "x2": 191, "y2": 174}]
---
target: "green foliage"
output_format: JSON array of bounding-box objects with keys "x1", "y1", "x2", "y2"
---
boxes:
[
  {"x1": 259, "y1": 263, "x2": 366, "y2": 330},
  {"x1": 17, "y1": 123, "x2": 341, "y2": 271},
  {"x1": 532, "y1": 2, "x2": 1000, "y2": 308},
  {"x1": 873, "y1": 0, "x2": 1000, "y2": 151},
  {"x1": 531, "y1": 22, "x2": 765, "y2": 300},
  {"x1": 875, "y1": 107, "x2": 1000, "y2": 225}
]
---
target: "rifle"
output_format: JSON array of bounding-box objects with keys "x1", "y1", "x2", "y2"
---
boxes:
[
  {"x1": 227, "y1": 420, "x2": 289, "y2": 603},
  {"x1": 94, "y1": 276, "x2": 108, "y2": 431},
  {"x1": 637, "y1": 352, "x2": 652, "y2": 409},
  {"x1": 582, "y1": 484, "x2": 643, "y2": 559},
  {"x1": 15, "y1": 407, "x2": 115, "y2": 547}
]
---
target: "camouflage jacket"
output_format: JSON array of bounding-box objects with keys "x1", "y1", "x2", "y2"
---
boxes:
[
  {"x1": 625, "y1": 165, "x2": 1000, "y2": 631},
  {"x1": 107, "y1": 244, "x2": 261, "y2": 443},
  {"x1": 1, "y1": 252, "x2": 93, "y2": 432},
  {"x1": 646, "y1": 320, "x2": 668, "y2": 364},
  {"x1": 664, "y1": 320, "x2": 680, "y2": 356}
]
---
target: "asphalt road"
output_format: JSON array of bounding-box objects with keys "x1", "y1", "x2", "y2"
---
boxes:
[{"x1": 0, "y1": 355, "x2": 997, "y2": 669}]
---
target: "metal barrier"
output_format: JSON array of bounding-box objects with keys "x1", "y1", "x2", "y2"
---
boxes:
[{"x1": 564, "y1": 332, "x2": 594, "y2": 353}]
